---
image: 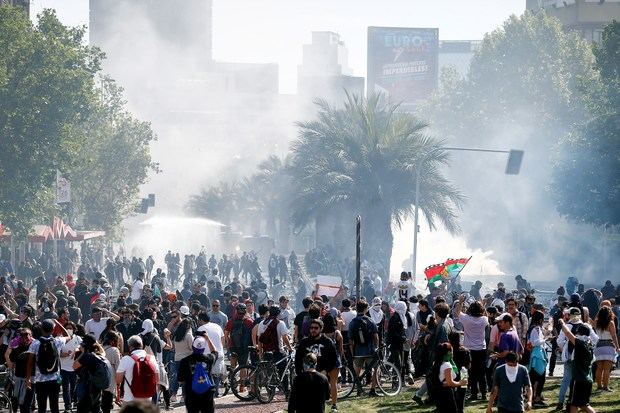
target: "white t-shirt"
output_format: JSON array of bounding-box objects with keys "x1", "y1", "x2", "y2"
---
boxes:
[
  {"x1": 85, "y1": 318, "x2": 109, "y2": 342},
  {"x1": 257, "y1": 319, "x2": 289, "y2": 353},
  {"x1": 278, "y1": 307, "x2": 296, "y2": 330},
  {"x1": 60, "y1": 335, "x2": 82, "y2": 371},
  {"x1": 131, "y1": 280, "x2": 144, "y2": 301},
  {"x1": 197, "y1": 323, "x2": 224, "y2": 356},
  {"x1": 439, "y1": 361, "x2": 456, "y2": 383},
  {"x1": 458, "y1": 314, "x2": 489, "y2": 351},
  {"x1": 341, "y1": 310, "x2": 357, "y2": 332},
  {"x1": 117, "y1": 349, "x2": 158, "y2": 402}
]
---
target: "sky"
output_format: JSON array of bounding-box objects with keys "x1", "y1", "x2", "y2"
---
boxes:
[
  {"x1": 31, "y1": 0, "x2": 525, "y2": 93},
  {"x1": 28, "y1": 0, "x2": 526, "y2": 279}
]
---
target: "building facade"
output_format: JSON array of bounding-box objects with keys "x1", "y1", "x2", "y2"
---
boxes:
[{"x1": 526, "y1": 0, "x2": 620, "y2": 43}]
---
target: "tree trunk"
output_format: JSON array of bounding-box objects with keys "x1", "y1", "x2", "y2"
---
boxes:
[{"x1": 361, "y1": 204, "x2": 393, "y2": 285}]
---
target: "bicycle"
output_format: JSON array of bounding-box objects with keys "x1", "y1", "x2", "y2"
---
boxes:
[
  {"x1": 0, "y1": 367, "x2": 13, "y2": 413},
  {"x1": 229, "y1": 346, "x2": 259, "y2": 401},
  {"x1": 337, "y1": 345, "x2": 402, "y2": 399},
  {"x1": 254, "y1": 349, "x2": 296, "y2": 404}
]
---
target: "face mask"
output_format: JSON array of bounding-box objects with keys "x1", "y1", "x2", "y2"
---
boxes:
[{"x1": 505, "y1": 364, "x2": 518, "y2": 383}]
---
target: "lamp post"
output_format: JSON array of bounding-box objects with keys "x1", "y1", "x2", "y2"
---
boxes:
[{"x1": 411, "y1": 147, "x2": 523, "y2": 278}]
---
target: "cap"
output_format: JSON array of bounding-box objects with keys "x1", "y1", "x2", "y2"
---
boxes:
[
  {"x1": 141, "y1": 319, "x2": 154, "y2": 335},
  {"x1": 192, "y1": 336, "x2": 207, "y2": 352},
  {"x1": 569, "y1": 307, "x2": 582, "y2": 316},
  {"x1": 570, "y1": 293, "x2": 581, "y2": 303},
  {"x1": 180, "y1": 305, "x2": 190, "y2": 316}
]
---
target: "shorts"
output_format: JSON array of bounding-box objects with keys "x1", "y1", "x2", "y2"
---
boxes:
[
  {"x1": 231, "y1": 348, "x2": 250, "y2": 366},
  {"x1": 353, "y1": 356, "x2": 374, "y2": 370},
  {"x1": 569, "y1": 380, "x2": 592, "y2": 407}
]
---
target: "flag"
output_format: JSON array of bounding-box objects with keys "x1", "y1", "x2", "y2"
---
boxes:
[
  {"x1": 424, "y1": 263, "x2": 447, "y2": 285},
  {"x1": 424, "y1": 257, "x2": 471, "y2": 285},
  {"x1": 444, "y1": 257, "x2": 470, "y2": 278}
]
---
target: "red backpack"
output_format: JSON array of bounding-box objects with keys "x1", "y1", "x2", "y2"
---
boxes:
[
  {"x1": 259, "y1": 318, "x2": 280, "y2": 352},
  {"x1": 126, "y1": 354, "x2": 158, "y2": 398}
]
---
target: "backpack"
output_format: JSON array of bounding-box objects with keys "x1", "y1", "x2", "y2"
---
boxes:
[
  {"x1": 350, "y1": 316, "x2": 371, "y2": 345},
  {"x1": 567, "y1": 323, "x2": 582, "y2": 356},
  {"x1": 191, "y1": 360, "x2": 214, "y2": 394},
  {"x1": 230, "y1": 319, "x2": 251, "y2": 349},
  {"x1": 90, "y1": 355, "x2": 112, "y2": 390},
  {"x1": 126, "y1": 354, "x2": 157, "y2": 398},
  {"x1": 258, "y1": 318, "x2": 279, "y2": 352},
  {"x1": 301, "y1": 314, "x2": 312, "y2": 338},
  {"x1": 36, "y1": 337, "x2": 59, "y2": 374}
]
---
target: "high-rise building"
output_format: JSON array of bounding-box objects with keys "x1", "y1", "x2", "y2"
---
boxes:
[
  {"x1": 526, "y1": 0, "x2": 620, "y2": 43},
  {"x1": 438, "y1": 40, "x2": 481, "y2": 78},
  {"x1": 297, "y1": 31, "x2": 364, "y2": 104}
]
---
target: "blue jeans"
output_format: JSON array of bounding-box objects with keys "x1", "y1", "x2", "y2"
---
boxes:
[
  {"x1": 60, "y1": 370, "x2": 77, "y2": 407},
  {"x1": 558, "y1": 362, "x2": 572, "y2": 403},
  {"x1": 169, "y1": 360, "x2": 184, "y2": 397}
]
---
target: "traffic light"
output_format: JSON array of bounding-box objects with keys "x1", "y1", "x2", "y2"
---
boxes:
[{"x1": 505, "y1": 150, "x2": 524, "y2": 175}]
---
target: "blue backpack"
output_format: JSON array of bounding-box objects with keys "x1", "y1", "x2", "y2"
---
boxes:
[{"x1": 191, "y1": 361, "x2": 213, "y2": 394}]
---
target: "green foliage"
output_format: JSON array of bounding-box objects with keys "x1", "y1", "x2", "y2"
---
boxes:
[
  {"x1": 552, "y1": 21, "x2": 620, "y2": 226},
  {"x1": 424, "y1": 11, "x2": 599, "y2": 275},
  {"x1": 69, "y1": 77, "x2": 158, "y2": 240},
  {"x1": 0, "y1": 5, "x2": 155, "y2": 241},
  {"x1": 289, "y1": 93, "x2": 463, "y2": 270},
  {"x1": 0, "y1": 6, "x2": 102, "y2": 238}
]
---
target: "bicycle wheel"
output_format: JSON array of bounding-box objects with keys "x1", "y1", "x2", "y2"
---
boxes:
[
  {"x1": 230, "y1": 364, "x2": 257, "y2": 401},
  {"x1": 374, "y1": 360, "x2": 402, "y2": 396},
  {"x1": 255, "y1": 365, "x2": 276, "y2": 404},
  {"x1": 336, "y1": 365, "x2": 355, "y2": 400},
  {"x1": 0, "y1": 391, "x2": 11, "y2": 413}
]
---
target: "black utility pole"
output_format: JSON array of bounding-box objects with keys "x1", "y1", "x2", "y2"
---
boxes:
[{"x1": 356, "y1": 215, "x2": 361, "y2": 299}]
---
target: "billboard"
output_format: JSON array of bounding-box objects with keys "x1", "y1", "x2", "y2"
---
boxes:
[{"x1": 367, "y1": 27, "x2": 439, "y2": 110}]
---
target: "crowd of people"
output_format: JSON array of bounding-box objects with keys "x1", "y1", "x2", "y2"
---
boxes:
[{"x1": 0, "y1": 249, "x2": 618, "y2": 413}]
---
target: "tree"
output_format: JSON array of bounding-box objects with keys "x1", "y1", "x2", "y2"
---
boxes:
[
  {"x1": 289, "y1": 94, "x2": 463, "y2": 274},
  {"x1": 69, "y1": 77, "x2": 158, "y2": 240},
  {"x1": 551, "y1": 21, "x2": 620, "y2": 226},
  {"x1": 0, "y1": 6, "x2": 102, "y2": 238},
  {"x1": 424, "y1": 11, "x2": 600, "y2": 277}
]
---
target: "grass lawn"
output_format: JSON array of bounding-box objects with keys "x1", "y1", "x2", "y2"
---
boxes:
[{"x1": 333, "y1": 378, "x2": 620, "y2": 413}]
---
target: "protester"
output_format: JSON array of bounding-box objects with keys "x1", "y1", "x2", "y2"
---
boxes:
[
  {"x1": 592, "y1": 305, "x2": 619, "y2": 391},
  {"x1": 116, "y1": 335, "x2": 159, "y2": 404},
  {"x1": 486, "y1": 351, "x2": 532, "y2": 413},
  {"x1": 177, "y1": 336, "x2": 218, "y2": 413},
  {"x1": 288, "y1": 353, "x2": 330, "y2": 413}
]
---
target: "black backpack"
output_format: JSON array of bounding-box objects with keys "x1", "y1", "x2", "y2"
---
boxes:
[
  {"x1": 350, "y1": 316, "x2": 371, "y2": 345},
  {"x1": 567, "y1": 323, "x2": 582, "y2": 356},
  {"x1": 37, "y1": 337, "x2": 59, "y2": 374},
  {"x1": 90, "y1": 355, "x2": 112, "y2": 390},
  {"x1": 231, "y1": 319, "x2": 251, "y2": 349}
]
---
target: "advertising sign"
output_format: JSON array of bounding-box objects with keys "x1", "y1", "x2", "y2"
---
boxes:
[{"x1": 367, "y1": 27, "x2": 439, "y2": 110}]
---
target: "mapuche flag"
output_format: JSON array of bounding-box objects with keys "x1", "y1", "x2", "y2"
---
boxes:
[{"x1": 425, "y1": 257, "x2": 471, "y2": 285}]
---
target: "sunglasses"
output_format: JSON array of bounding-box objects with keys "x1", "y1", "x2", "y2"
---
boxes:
[
  {"x1": 212, "y1": 304, "x2": 220, "y2": 307},
  {"x1": 309, "y1": 326, "x2": 321, "y2": 330}
]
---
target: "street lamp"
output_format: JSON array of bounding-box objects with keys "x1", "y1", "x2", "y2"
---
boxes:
[{"x1": 411, "y1": 147, "x2": 523, "y2": 278}]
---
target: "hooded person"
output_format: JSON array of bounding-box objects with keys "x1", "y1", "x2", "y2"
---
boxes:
[{"x1": 368, "y1": 297, "x2": 384, "y2": 325}]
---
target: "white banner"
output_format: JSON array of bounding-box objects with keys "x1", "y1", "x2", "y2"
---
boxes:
[
  {"x1": 56, "y1": 170, "x2": 71, "y2": 203},
  {"x1": 315, "y1": 275, "x2": 342, "y2": 297}
]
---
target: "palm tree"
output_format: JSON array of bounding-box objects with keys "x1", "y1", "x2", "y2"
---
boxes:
[
  {"x1": 289, "y1": 93, "x2": 464, "y2": 275},
  {"x1": 187, "y1": 181, "x2": 242, "y2": 228}
]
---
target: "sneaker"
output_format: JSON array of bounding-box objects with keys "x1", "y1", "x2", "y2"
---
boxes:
[
  {"x1": 368, "y1": 389, "x2": 380, "y2": 397},
  {"x1": 467, "y1": 394, "x2": 478, "y2": 402},
  {"x1": 603, "y1": 387, "x2": 614, "y2": 392},
  {"x1": 331, "y1": 404, "x2": 339, "y2": 412},
  {"x1": 555, "y1": 402, "x2": 563, "y2": 411},
  {"x1": 170, "y1": 395, "x2": 177, "y2": 403},
  {"x1": 412, "y1": 395, "x2": 423, "y2": 405},
  {"x1": 533, "y1": 400, "x2": 548, "y2": 407}
]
